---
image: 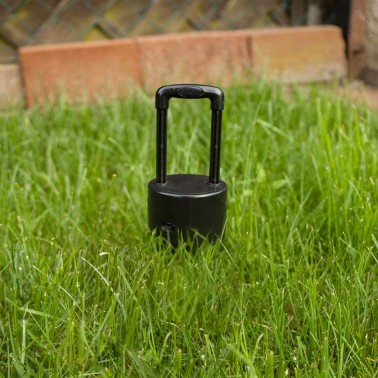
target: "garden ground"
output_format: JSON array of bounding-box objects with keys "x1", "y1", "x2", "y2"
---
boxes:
[{"x1": 0, "y1": 80, "x2": 377, "y2": 376}]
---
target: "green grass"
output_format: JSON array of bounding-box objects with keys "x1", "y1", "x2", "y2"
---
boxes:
[{"x1": 0, "y1": 81, "x2": 377, "y2": 377}]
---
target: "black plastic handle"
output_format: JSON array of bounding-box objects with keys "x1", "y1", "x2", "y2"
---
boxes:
[
  {"x1": 155, "y1": 84, "x2": 224, "y2": 184},
  {"x1": 156, "y1": 84, "x2": 224, "y2": 111}
]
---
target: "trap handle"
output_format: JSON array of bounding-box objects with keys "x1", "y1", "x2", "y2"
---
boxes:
[
  {"x1": 155, "y1": 84, "x2": 224, "y2": 184},
  {"x1": 155, "y1": 84, "x2": 224, "y2": 111}
]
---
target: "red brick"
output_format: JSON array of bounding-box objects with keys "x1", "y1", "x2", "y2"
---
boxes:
[
  {"x1": 249, "y1": 26, "x2": 347, "y2": 83},
  {"x1": 137, "y1": 31, "x2": 251, "y2": 92},
  {"x1": 19, "y1": 39, "x2": 142, "y2": 107},
  {"x1": 0, "y1": 64, "x2": 23, "y2": 105},
  {"x1": 18, "y1": 26, "x2": 347, "y2": 107}
]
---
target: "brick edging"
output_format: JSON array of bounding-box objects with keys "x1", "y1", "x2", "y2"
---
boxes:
[{"x1": 18, "y1": 26, "x2": 346, "y2": 107}]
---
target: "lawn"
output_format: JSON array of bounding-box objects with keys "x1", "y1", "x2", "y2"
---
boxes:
[{"x1": 0, "y1": 81, "x2": 377, "y2": 377}]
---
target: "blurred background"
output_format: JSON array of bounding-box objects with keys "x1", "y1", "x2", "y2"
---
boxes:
[
  {"x1": 0, "y1": 0, "x2": 352, "y2": 64},
  {"x1": 0, "y1": 0, "x2": 377, "y2": 106}
]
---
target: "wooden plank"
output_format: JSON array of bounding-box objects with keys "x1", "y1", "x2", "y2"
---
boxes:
[
  {"x1": 291, "y1": 0, "x2": 307, "y2": 25},
  {"x1": 348, "y1": 0, "x2": 367, "y2": 78}
]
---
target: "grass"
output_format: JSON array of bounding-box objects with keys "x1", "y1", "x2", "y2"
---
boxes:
[{"x1": 0, "y1": 80, "x2": 377, "y2": 377}]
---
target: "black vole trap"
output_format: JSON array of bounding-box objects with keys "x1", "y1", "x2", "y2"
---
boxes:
[{"x1": 148, "y1": 84, "x2": 227, "y2": 248}]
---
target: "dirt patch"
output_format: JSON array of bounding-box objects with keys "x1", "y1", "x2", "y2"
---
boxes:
[{"x1": 336, "y1": 81, "x2": 378, "y2": 112}]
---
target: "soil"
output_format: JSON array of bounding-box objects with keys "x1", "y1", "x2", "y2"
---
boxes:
[{"x1": 337, "y1": 81, "x2": 378, "y2": 112}]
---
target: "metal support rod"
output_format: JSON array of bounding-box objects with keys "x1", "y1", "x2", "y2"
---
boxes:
[
  {"x1": 209, "y1": 110, "x2": 222, "y2": 184},
  {"x1": 156, "y1": 109, "x2": 167, "y2": 183}
]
